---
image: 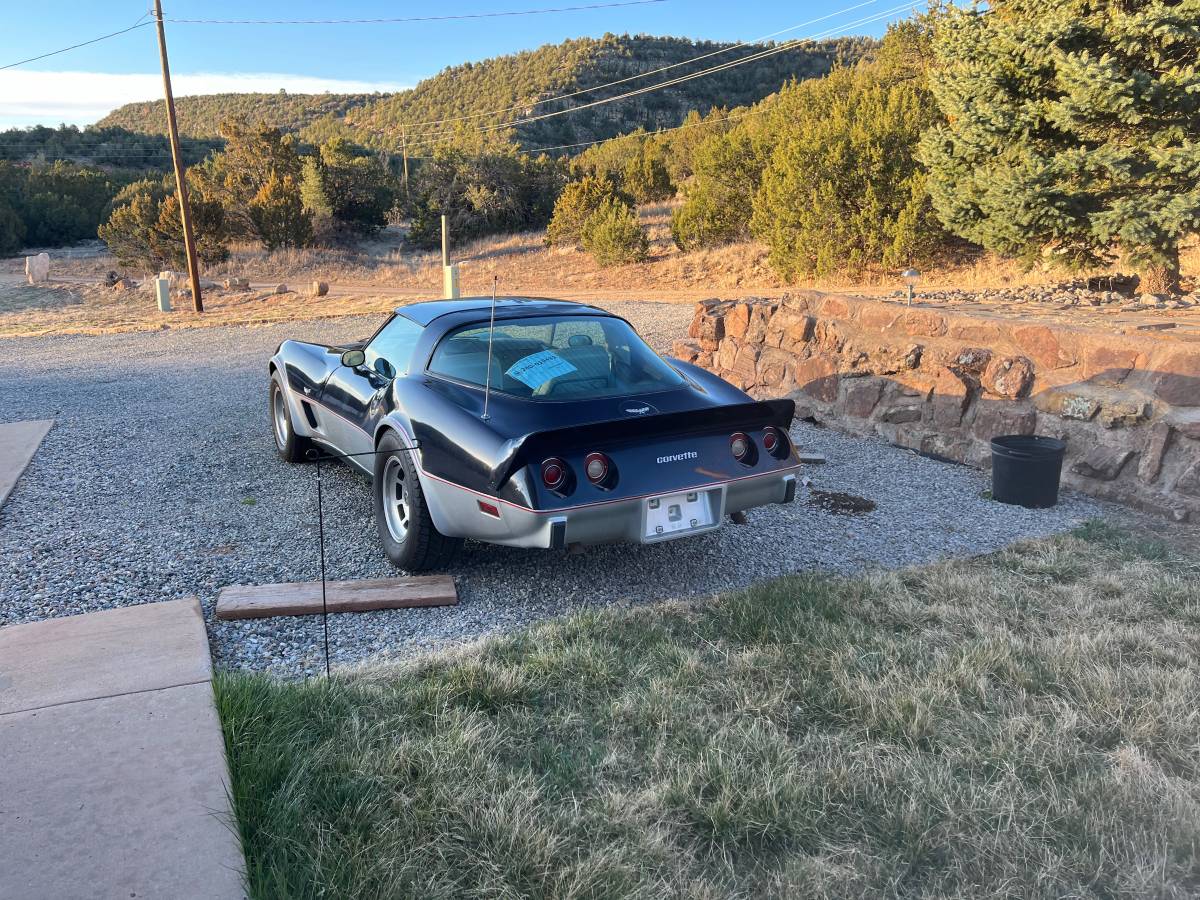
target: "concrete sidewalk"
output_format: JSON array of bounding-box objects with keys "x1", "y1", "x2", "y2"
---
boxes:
[
  {"x1": 0, "y1": 599, "x2": 246, "y2": 899},
  {"x1": 0, "y1": 418, "x2": 52, "y2": 508}
]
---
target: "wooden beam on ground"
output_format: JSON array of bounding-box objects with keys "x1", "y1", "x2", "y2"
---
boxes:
[{"x1": 215, "y1": 575, "x2": 458, "y2": 621}]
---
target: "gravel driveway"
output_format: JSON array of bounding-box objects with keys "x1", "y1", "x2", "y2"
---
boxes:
[{"x1": 0, "y1": 301, "x2": 1103, "y2": 674}]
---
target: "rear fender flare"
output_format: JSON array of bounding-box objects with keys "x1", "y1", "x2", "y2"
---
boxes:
[{"x1": 374, "y1": 416, "x2": 455, "y2": 537}]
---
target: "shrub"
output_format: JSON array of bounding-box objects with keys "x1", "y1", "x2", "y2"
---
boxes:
[
  {"x1": 0, "y1": 160, "x2": 130, "y2": 251},
  {"x1": 0, "y1": 198, "x2": 25, "y2": 255},
  {"x1": 249, "y1": 173, "x2": 312, "y2": 251},
  {"x1": 659, "y1": 107, "x2": 741, "y2": 186},
  {"x1": 22, "y1": 192, "x2": 88, "y2": 246},
  {"x1": 98, "y1": 181, "x2": 165, "y2": 269},
  {"x1": 670, "y1": 129, "x2": 763, "y2": 250},
  {"x1": 149, "y1": 194, "x2": 229, "y2": 268},
  {"x1": 622, "y1": 150, "x2": 673, "y2": 204},
  {"x1": 408, "y1": 145, "x2": 562, "y2": 249},
  {"x1": 319, "y1": 138, "x2": 398, "y2": 234},
  {"x1": 545, "y1": 174, "x2": 627, "y2": 248},
  {"x1": 580, "y1": 199, "x2": 648, "y2": 267},
  {"x1": 573, "y1": 131, "x2": 675, "y2": 203},
  {"x1": 98, "y1": 175, "x2": 229, "y2": 270},
  {"x1": 571, "y1": 129, "x2": 650, "y2": 184},
  {"x1": 751, "y1": 66, "x2": 944, "y2": 279}
]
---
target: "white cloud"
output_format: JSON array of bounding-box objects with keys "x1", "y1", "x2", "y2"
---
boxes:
[{"x1": 0, "y1": 70, "x2": 408, "y2": 128}]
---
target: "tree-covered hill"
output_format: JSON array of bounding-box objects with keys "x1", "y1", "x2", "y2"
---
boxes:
[
  {"x1": 307, "y1": 33, "x2": 873, "y2": 152},
  {"x1": 95, "y1": 91, "x2": 383, "y2": 139},
  {"x1": 92, "y1": 33, "x2": 872, "y2": 151},
  {"x1": 0, "y1": 125, "x2": 220, "y2": 170}
]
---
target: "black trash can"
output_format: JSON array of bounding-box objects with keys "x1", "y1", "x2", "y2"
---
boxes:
[{"x1": 990, "y1": 435, "x2": 1066, "y2": 508}]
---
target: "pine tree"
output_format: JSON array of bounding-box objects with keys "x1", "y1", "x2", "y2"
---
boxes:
[{"x1": 921, "y1": 0, "x2": 1200, "y2": 294}]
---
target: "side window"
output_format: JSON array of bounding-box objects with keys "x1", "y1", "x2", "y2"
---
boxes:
[{"x1": 364, "y1": 316, "x2": 423, "y2": 378}]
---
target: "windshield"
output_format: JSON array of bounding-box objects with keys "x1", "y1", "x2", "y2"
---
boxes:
[{"x1": 428, "y1": 314, "x2": 685, "y2": 400}]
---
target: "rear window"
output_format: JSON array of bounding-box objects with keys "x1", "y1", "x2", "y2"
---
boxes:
[{"x1": 428, "y1": 315, "x2": 684, "y2": 400}]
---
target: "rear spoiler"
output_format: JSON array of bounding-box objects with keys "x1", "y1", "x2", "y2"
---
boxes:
[{"x1": 491, "y1": 399, "x2": 795, "y2": 488}]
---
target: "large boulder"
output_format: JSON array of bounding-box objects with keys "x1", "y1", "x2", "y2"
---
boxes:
[{"x1": 25, "y1": 253, "x2": 50, "y2": 284}]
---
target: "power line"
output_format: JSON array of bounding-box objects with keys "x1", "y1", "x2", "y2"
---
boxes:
[
  {"x1": 401, "y1": 1, "x2": 916, "y2": 148},
  {"x1": 403, "y1": 97, "x2": 767, "y2": 160},
  {"x1": 347, "y1": 0, "x2": 882, "y2": 131},
  {"x1": 0, "y1": 14, "x2": 152, "y2": 71},
  {"x1": 520, "y1": 106, "x2": 761, "y2": 155},
  {"x1": 0, "y1": 0, "x2": 665, "y2": 71},
  {"x1": 164, "y1": 0, "x2": 668, "y2": 25},
  {"x1": 401, "y1": 1, "x2": 912, "y2": 144},
  {"x1": 1, "y1": 0, "x2": 914, "y2": 170}
]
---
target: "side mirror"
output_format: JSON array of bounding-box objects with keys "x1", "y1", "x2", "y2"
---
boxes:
[{"x1": 340, "y1": 348, "x2": 366, "y2": 368}]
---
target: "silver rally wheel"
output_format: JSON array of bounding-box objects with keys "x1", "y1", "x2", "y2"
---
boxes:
[
  {"x1": 372, "y1": 432, "x2": 462, "y2": 571},
  {"x1": 381, "y1": 455, "x2": 411, "y2": 542},
  {"x1": 269, "y1": 377, "x2": 310, "y2": 463},
  {"x1": 272, "y1": 385, "x2": 290, "y2": 449}
]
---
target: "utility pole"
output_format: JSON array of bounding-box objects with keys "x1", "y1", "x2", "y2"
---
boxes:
[
  {"x1": 441, "y1": 214, "x2": 449, "y2": 268},
  {"x1": 153, "y1": 0, "x2": 203, "y2": 313}
]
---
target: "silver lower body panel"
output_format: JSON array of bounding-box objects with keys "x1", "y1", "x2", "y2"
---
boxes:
[{"x1": 420, "y1": 469, "x2": 798, "y2": 549}]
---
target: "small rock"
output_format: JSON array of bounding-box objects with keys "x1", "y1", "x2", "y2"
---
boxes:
[
  {"x1": 274, "y1": 284, "x2": 289, "y2": 295},
  {"x1": 1070, "y1": 447, "x2": 1134, "y2": 481},
  {"x1": 1098, "y1": 401, "x2": 1151, "y2": 429}
]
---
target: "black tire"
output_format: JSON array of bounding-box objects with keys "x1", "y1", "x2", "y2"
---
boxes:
[
  {"x1": 373, "y1": 431, "x2": 462, "y2": 572},
  {"x1": 270, "y1": 376, "x2": 311, "y2": 463}
]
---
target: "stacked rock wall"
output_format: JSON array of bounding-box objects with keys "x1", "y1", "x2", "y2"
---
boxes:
[{"x1": 673, "y1": 292, "x2": 1200, "y2": 521}]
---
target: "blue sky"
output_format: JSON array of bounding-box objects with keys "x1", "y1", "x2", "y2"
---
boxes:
[{"x1": 0, "y1": 0, "x2": 915, "y2": 128}]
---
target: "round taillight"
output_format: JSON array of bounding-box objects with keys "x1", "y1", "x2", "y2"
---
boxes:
[
  {"x1": 763, "y1": 429, "x2": 778, "y2": 452},
  {"x1": 584, "y1": 452, "x2": 610, "y2": 484},
  {"x1": 541, "y1": 458, "x2": 566, "y2": 489},
  {"x1": 730, "y1": 432, "x2": 751, "y2": 461}
]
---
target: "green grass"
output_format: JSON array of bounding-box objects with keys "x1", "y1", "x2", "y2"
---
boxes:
[{"x1": 216, "y1": 522, "x2": 1200, "y2": 898}]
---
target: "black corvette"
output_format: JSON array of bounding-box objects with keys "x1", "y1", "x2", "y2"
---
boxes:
[{"x1": 269, "y1": 297, "x2": 801, "y2": 571}]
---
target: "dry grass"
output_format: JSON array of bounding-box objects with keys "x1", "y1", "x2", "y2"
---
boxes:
[
  {"x1": 217, "y1": 522, "x2": 1200, "y2": 899},
  {"x1": 203, "y1": 206, "x2": 789, "y2": 300},
  {"x1": 2, "y1": 222, "x2": 1195, "y2": 338},
  {"x1": 0, "y1": 279, "x2": 406, "y2": 338}
]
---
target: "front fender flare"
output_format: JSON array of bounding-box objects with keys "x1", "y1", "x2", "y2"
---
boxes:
[{"x1": 269, "y1": 355, "x2": 315, "y2": 439}]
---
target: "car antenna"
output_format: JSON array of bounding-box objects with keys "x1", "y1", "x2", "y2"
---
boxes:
[{"x1": 481, "y1": 275, "x2": 498, "y2": 421}]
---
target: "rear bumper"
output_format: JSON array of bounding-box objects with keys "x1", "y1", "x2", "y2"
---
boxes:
[{"x1": 420, "y1": 467, "x2": 800, "y2": 549}]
